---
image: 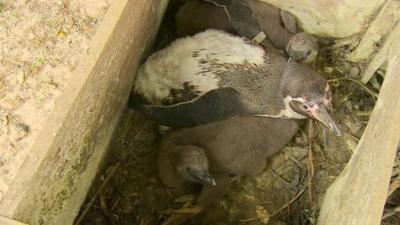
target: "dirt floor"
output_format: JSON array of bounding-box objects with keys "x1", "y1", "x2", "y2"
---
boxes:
[
  {"x1": 77, "y1": 1, "x2": 400, "y2": 225},
  {"x1": 0, "y1": 0, "x2": 111, "y2": 201}
]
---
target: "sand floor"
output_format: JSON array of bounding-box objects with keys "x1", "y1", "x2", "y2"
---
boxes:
[{"x1": 0, "y1": 0, "x2": 111, "y2": 201}]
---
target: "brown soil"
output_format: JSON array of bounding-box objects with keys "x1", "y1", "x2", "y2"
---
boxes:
[
  {"x1": 77, "y1": 1, "x2": 399, "y2": 225},
  {"x1": 0, "y1": 0, "x2": 110, "y2": 201}
]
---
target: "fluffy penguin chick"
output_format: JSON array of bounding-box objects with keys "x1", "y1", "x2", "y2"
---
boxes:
[
  {"x1": 158, "y1": 145, "x2": 216, "y2": 188},
  {"x1": 286, "y1": 32, "x2": 318, "y2": 64},
  {"x1": 158, "y1": 116, "x2": 299, "y2": 206}
]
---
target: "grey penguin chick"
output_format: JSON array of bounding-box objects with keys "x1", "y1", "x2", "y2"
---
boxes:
[
  {"x1": 158, "y1": 116, "x2": 299, "y2": 206},
  {"x1": 132, "y1": 30, "x2": 340, "y2": 136},
  {"x1": 158, "y1": 145, "x2": 216, "y2": 188},
  {"x1": 175, "y1": 0, "x2": 318, "y2": 63},
  {"x1": 286, "y1": 32, "x2": 318, "y2": 64}
]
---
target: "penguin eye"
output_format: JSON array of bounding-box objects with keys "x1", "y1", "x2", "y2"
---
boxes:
[
  {"x1": 287, "y1": 44, "x2": 292, "y2": 52},
  {"x1": 306, "y1": 50, "x2": 312, "y2": 56},
  {"x1": 302, "y1": 104, "x2": 309, "y2": 110}
]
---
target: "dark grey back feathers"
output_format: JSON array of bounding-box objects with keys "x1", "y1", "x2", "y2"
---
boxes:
[{"x1": 161, "y1": 116, "x2": 299, "y2": 177}]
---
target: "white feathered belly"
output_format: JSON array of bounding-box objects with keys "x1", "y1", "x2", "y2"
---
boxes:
[{"x1": 133, "y1": 30, "x2": 266, "y2": 105}]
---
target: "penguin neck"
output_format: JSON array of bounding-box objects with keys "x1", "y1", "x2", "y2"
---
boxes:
[
  {"x1": 253, "y1": 95, "x2": 307, "y2": 119},
  {"x1": 158, "y1": 145, "x2": 186, "y2": 188},
  {"x1": 217, "y1": 56, "x2": 287, "y2": 116},
  {"x1": 243, "y1": 56, "x2": 311, "y2": 119},
  {"x1": 241, "y1": 67, "x2": 309, "y2": 119}
]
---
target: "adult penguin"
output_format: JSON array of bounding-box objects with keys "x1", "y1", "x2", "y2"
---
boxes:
[{"x1": 130, "y1": 30, "x2": 341, "y2": 136}]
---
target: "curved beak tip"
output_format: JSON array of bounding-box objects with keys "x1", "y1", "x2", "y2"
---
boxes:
[
  {"x1": 288, "y1": 53, "x2": 303, "y2": 62},
  {"x1": 210, "y1": 178, "x2": 217, "y2": 186},
  {"x1": 311, "y1": 106, "x2": 341, "y2": 137},
  {"x1": 329, "y1": 123, "x2": 342, "y2": 137},
  {"x1": 195, "y1": 171, "x2": 217, "y2": 186},
  {"x1": 203, "y1": 176, "x2": 216, "y2": 186}
]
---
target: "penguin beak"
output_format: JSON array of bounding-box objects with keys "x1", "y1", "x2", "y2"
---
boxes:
[
  {"x1": 310, "y1": 105, "x2": 341, "y2": 136},
  {"x1": 289, "y1": 53, "x2": 303, "y2": 62},
  {"x1": 288, "y1": 51, "x2": 316, "y2": 64},
  {"x1": 191, "y1": 170, "x2": 216, "y2": 186}
]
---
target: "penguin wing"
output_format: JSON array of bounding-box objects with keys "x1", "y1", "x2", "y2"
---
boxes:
[
  {"x1": 280, "y1": 10, "x2": 298, "y2": 34},
  {"x1": 129, "y1": 87, "x2": 255, "y2": 128},
  {"x1": 206, "y1": 0, "x2": 264, "y2": 40}
]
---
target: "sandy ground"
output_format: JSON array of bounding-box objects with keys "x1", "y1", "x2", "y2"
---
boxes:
[{"x1": 0, "y1": 0, "x2": 111, "y2": 201}]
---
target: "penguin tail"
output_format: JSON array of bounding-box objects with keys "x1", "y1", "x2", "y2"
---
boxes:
[{"x1": 127, "y1": 93, "x2": 147, "y2": 110}]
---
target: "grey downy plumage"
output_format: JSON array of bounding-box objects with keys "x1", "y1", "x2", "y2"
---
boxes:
[{"x1": 158, "y1": 116, "x2": 299, "y2": 206}]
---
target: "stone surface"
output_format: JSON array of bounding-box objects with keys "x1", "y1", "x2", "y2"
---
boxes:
[{"x1": 260, "y1": 0, "x2": 385, "y2": 37}]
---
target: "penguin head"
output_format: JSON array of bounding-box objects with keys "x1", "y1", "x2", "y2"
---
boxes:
[
  {"x1": 173, "y1": 145, "x2": 216, "y2": 186},
  {"x1": 280, "y1": 60, "x2": 341, "y2": 136},
  {"x1": 286, "y1": 32, "x2": 319, "y2": 64}
]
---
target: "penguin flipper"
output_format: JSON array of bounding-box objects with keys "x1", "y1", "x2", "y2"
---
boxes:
[
  {"x1": 128, "y1": 92, "x2": 148, "y2": 110},
  {"x1": 129, "y1": 87, "x2": 254, "y2": 128},
  {"x1": 206, "y1": 0, "x2": 265, "y2": 41},
  {"x1": 280, "y1": 10, "x2": 298, "y2": 34}
]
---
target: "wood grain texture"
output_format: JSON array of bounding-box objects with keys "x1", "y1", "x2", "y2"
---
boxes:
[
  {"x1": 0, "y1": 216, "x2": 29, "y2": 225},
  {"x1": 348, "y1": 0, "x2": 400, "y2": 63},
  {"x1": 360, "y1": 22, "x2": 400, "y2": 83},
  {"x1": 317, "y1": 46, "x2": 400, "y2": 224}
]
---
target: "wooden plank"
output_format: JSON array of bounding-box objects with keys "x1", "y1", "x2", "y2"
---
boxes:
[
  {"x1": 348, "y1": 0, "x2": 400, "y2": 63},
  {"x1": 0, "y1": 0, "x2": 168, "y2": 225},
  {"x1": 317, "y1": 45, "x2": 400, "y2": 224},
  {"x1": 0, "y1": 215, "x2": 28, "y2": 225},
  {"x1": 360, "y1": 22, "x2": 400, "y2": 83}
]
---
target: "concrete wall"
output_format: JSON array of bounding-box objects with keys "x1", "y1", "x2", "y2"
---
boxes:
[
  {"x1": 261, "y1": 0, "x2": 385, "y2": 37},
  {"x1": 0, "y1": 0, "x2": 168, "y2": 224}
]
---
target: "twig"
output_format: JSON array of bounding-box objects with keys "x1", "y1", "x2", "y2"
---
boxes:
[
  {"x1": 139, "y1": 215, "x2": 152, "y2": 225},
  {"x1": 74, "y1": 121, "x2": 149, "y2": 225},
  {"x1": 307, "y1": 119, "x2": 317, "y2": 220},
  {"x1": 160, "y1": 202, "x2": 197, "y2": 225},
  {"x1": 270, "y1": 168, "x2": 292, "y2": 186},
  {"x1": 387, "y1": 178, "x2": 400, "y2": 197},
  {"x1": 173, "y1": 194, "x2": 196, "y2": 203},
  {"x1": 355, "y1": 111, "x2": 373, "y2": 117},
  {"x1": 328, "y1": 77, "x2": 379, "y2": 101},
  {"x1": 382, "y1": 205, "x2": 400, "y2": 219},
  {"x1": 160, "y1": 214, "x2": 185, "y2": 225},
  {"x1": 110, "y1": 196, "x2": 121, "y2": 211},
  {"x1": 270, "y1": 184, "x2": 308, "y2": 218},
  {"x1": 256, "y1": 145, "x2": 312, "y2": 219},
  {"x1": 99, "y1": 189, "x2": 118, "y2": 224},
  {"x1": 387, "y1": 156, "x2": 400, "y2": 197},
  {"x1": 75, "y1": 163, "x2": 121, "y2": 225},
  {"x1": 159, "y1": 207, "x2": 202, "y2": 215},
  {"x1": 289, "y1": 155, "x2": 304, "y2": 173},
  {"x1": 307, "y1": 120, "x2": 315, "y2": 202},
  {"x1": 239, "y1": 217, "x2": 258, "y2": 223}
]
